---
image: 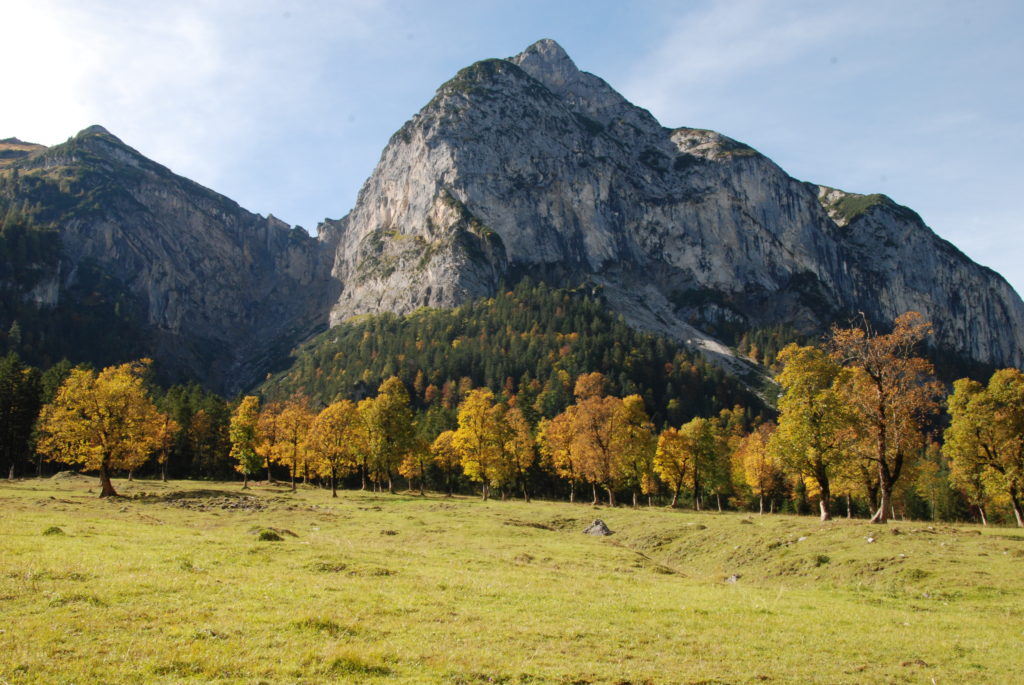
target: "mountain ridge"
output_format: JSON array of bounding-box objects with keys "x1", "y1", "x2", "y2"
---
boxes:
[{"x1": 1, "y1": 38, "x2": 1021, "y2": 395}]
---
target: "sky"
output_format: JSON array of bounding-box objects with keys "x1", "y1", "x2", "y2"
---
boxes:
[{"x1": 4, "y1": 0, "x2": 1023, "y2": 295}]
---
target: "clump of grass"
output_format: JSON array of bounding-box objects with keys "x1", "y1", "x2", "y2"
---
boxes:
[
  {"x1": 815, "y1": 554, "x2": 831, "y2": 567},
  {"x1": 41, "y1": 526, "x2": 64, "y2": 536},
  {"x1": 293, "y1": 617, "x2": 350, "y2": 637},
  {"x1": 257, "y1": 529, "x2": 284, "y2": 542}
]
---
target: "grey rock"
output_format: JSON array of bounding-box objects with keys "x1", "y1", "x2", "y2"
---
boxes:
[
  {"x1": 583, "y1": 519, "x2": 613, "y2": 536},
  {"x1": 321, "y1": 39, "x2": 1024, "y2": 370}
]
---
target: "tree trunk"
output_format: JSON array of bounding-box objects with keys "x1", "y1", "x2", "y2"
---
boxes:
[
  {"x1": 98, "y1": 460, "x2": 118, "y2": 498},
  {"x1": 870, "y1": 461, "x2": 892, "y2": 524},
  {"x1": 266, "y1": 457, "x2": 274, "y2": 484},
  {"x1": 670, "y1": 485, "x2": 679, "y2": 508},
  {"x1": 521, "y1": 480, "x2": 530, "y2": 503},
  {"x1": 978, "y1": 504, "x2": 988, "y2": 526},
  {"x1": 716, "y1": 493, "x2": 722, "y2": 512},
  {"x1": 1011, "y1": 490, "x2": 1024, "y2": 528},
  {"x1": 331, "y1": 467, "x2": 337, "y2": 498},
  {"x1": 387, "y1": 473, "x2": 394, "y2": 494},
  {"x1": 161, "y1": 461, "x2": 168, "y2": 483},
  {"x1": 7, "y1": 463, "x2": 14, "y2": 480},
  {"x1": 36, "y1": 453, "x2": 42, "y2": 478},
  {"x1": 568, "y1": 481, "x2": 575, "y2": 503},
  {"x1": 591, "y1": 482, "x2": 598, "y2": 505},
  {"x1": 290, "y1": 466, "x2": 296, "y2": 493},
  {"x1": 482, "y1": 482, "x2": 489, "y2": 501},
  {"x1": 360, "y1": 464, "x2": 367, "y2": 491},
  {"x1": 632, "y1": 491, "x2": 638, "y2": 508},
  {"x1": 127, "y1": 469, "x2": 134, "y2": 482},
  {"x1": 846, "y1": 494, "x2": 852, "y2": 519},
  {"x1": 242, "y1": 472, "x2": 249, "y2": 489},
  {"x1": 693, "y1": 471, "x2": 701, "y2": 511},
  {"x1": 770, "y1": 499, "x2": 775, "y2": 514},
  {"x1": 758, "y1": 494, "x2": 764, "y2": 515},
  {"x1": 606, "y1": 486, "x2": 615, "y2": 507}
]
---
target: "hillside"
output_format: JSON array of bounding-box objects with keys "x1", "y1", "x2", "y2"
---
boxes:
[
  {"x1": 2, "y1": 476, "x2": 1022, "y2": 683},
  {"x1": 261, "y1": 279, "x2": 765, "y2": 427}
]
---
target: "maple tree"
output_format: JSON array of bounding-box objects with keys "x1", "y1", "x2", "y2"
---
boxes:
[
  {"x1": 737, "y1": 422, "x2": 781, "y2": 514},
  {"x1": 944, "y1": 369, "x2": 1024, "y2": 527},
  {"x1": 305, "y1": 399, "x2": 364, "y2": 497},
  {"x1": 265, "y1": 396, "x2": 315, "y2": 491},
  {"x1": 229, "y1": 396, "x2": 262, "y2": 489},
  {"x1": 829, "y1": 312, "x2": 943, "y2": 523},
  {"x1": 769, "y1": 343, "x2": 858, "y2": 520},
  {"x1": 452, "y1": 388, "x2": 502, "y2": 499},
  {"x1": 430, "y1": 430, "x2": 461, "y2": 497},
  {"x1": 362, "y1": 377, "x2": 415, "y2": 493},
  {"x1": 537, "y1": 409, "x2": 582, "y2": 502},
  {"x1": 36, "y1": 360, "x2": 165, "y2": 497}
]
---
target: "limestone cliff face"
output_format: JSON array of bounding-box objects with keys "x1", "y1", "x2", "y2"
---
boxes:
[
  {"x1": 323, "y1": 39, "x2": 1024, "y2": 368},
  {"x1": 5, "y1": 126, "x2": 338, "y2": 392}
]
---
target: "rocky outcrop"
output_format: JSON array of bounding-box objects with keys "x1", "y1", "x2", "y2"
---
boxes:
[
  {"x1": 322, "y1": 39, "x2": 1024, "y2": 369},
  {"x1": 4, "y1": 126, "x2": 338, "y2": 392}
]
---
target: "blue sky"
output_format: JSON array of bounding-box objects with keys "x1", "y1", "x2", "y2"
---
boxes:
[{"x1": 4, "y1": 0, "x2": 1023, "y2": 296}]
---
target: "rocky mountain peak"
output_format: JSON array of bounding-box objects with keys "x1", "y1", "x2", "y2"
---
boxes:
[{"x1": 322, "y1": 39, "x2": 1024, "y2": 371}]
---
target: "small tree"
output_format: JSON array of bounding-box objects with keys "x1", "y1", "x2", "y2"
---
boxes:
[
  {"x1": 230, "y1": 396, "x2": 262, "y2": 489},
  {"x1": 431, "y1": 430, "x2": 461, "y2": 496},
  {"x1": 737, "y1": 423, "x2": 781, "y2": 514},
  {"x1": 37, "y1": 360, "x2": 164, "y2": 497}
]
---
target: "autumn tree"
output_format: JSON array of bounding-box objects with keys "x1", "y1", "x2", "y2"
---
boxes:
[
  {"x1": 538, "y1": 409, "x2": 582, "y2": 502},
  {"x1": 655, "y1": 428, "x2": 689, "y2": 507},
  {"x1": 36, "y1": 360, "x2": 164, "y2": 497},
  {"x1": 452, "y1": 388, "x2": 501, "y2": 499},
  {"x1": 654, "y1": 417, "x2": 717, "y2": 509},
  {"x1": 496, "y1": 405, "x2": 535, "y2": 501},
  {"x1": 153, "y1": 414, "x2": 181, "y2": 483},
  {"x1": 431, "y1": 430, "x2": 461, "y2": 496},
  {"x1": 399, "y1": 435, "x2": 432, "y2": 495},
  {"x1": 363, "y1": 377, "x2": 415, "y2": 493},
  {"x1": 829, "y1": 312, "x2": 942, "y2": 523},
  {"x1": 737, "y1": 423, "x2": 782, "y2": 514},
  {"x1": 944, "y1": 369, "x2": 1024, "y2": 527},
  {"x1": 267, "y1": 396, "x2": 315, "y2": 491},
  {"x1": 769, "y1": 343, "x2": 858, "y2": 520},
  {"x1": 230, "y1": 396, "x2": 262, "y2": 489},
  {"x1": 614, "y1": 395, "x2": 657, "y2": 507},
  {"x1": 305, "y1": 399, "x2": 364, "y2": 497}
]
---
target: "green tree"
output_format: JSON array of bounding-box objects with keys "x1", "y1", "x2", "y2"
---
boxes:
[
  {"x1": 0, "y1": 352, "x2": 41, "y2": 479},
  {"x1": 945, "y1": 369, "x2": 1024, "y2": 527},
  {"x1": 230, "y1": 396, "x2": 262, "y2": 489},
  {"x1": 363, "y1": 377, "x2": 415, "y2": 493}
]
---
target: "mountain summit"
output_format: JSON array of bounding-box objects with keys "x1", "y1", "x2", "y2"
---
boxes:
[{"x1": 319, "y1": 40, "x2": 1024, "y2": 370}]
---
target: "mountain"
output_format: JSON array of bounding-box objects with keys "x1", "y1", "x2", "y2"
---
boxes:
[
  {"x1": 0, "y1": 127, "x2": 337, "y2": 392},
  {"x1": 1, "y1": 39, "x2": 1021, "y2": 398},
  {"x1": 319, "y1": 39, "x2": 1024, "y2": 371}
]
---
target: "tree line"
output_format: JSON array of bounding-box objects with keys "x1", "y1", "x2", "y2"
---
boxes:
[{"x1": 3, "y1": 311, "x2": 1023, "y2": 526}]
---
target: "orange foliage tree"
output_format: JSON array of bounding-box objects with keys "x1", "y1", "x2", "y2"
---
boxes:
[
  {"x1": 37, "y1": 360, "x2": 165, "y2": 497},
  {"x1": 829, "y1": 312, "x2": 943, "y2": 523}
]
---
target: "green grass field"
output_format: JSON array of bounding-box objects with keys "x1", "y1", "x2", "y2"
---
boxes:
[{"x1": 2, "y1": 476, "x2": 1023, "y2": 684}]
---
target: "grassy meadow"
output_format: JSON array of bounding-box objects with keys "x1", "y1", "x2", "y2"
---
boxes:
[{"x1": 1, "y1": 476, "x2": 1023, "y2": 684}]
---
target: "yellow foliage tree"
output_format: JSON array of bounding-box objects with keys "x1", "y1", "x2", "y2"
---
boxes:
[
  {"x1": 945, "y1": 369, "x2": 1024, "y2": 527},
  {"x1": 305, "y1": 399, "x2": 364, "y2": 497},
  {"x1": 737, "y1": 423, "x2": 781, "y2": 514},
  {"x1": 263, "y1": 396, "x2": 315, "y2": 491},
  {"x1": 230, "y1": 396, "x2": 262, "y2": 489},
  {"x1": 769, "y1": 343, "x2": 858, "y2": 520},
  {"x1": 430, "y1": 430, "x2": 461, "y2": 497},
  {"x1": 452, "y1": 388, "x2": 502, "y2": 500},
  {"x1": 538, "y1": 409, "x2": 582, "y2": 502},
  {"x1": 37, "y1": 360, "x2": 165, "y2": 498}
]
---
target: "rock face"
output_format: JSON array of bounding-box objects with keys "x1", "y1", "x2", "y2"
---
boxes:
[
  {"x1": 322, "y1": 39, "x2": 1024, "y2": 369},
  {"x1": 1, "y1": 127, "x2": 338, "y2": 392}
]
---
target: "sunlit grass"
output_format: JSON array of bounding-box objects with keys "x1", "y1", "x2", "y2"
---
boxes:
[{"x1": 2, "y1": 475, "x2": 1022, "y2": 683}]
